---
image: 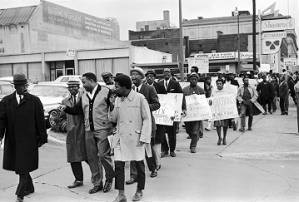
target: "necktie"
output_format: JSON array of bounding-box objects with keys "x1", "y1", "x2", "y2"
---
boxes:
[
  {"x1": 136, "y1": 87, "x2": 139, "y2": 92},
  {"x1": 165, "y1": 80, "x2": 168, "y2": 90},
  {"x1": 73, "y1": 95, "x2": 76, "y2": 105},
  {"x1": 19, "y1": 95, "x2": 22, "y2": 104}
]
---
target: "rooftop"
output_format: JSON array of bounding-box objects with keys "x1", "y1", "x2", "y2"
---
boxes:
[{"x1": 0, "y1": 6, "x2": 36, "y2": 25}]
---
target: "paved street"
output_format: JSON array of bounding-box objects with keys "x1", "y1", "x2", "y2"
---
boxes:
[{"x1": 1, "y1": 106, "x2": 299, "y2": 202}]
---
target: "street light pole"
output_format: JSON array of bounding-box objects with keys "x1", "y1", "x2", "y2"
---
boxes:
[
  {"x1": 178, "y1": 0, "x2": 184, "y2": 81},
  {"x1": 252, "y1": 0, "x2": 257, "y2": 71}
]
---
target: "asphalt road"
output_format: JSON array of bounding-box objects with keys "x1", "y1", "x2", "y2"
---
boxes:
[{"x1": 1, "y1": 107, "x2": 299, "y2": 202}]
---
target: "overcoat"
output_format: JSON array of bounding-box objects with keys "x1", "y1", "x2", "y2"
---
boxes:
[
  {"x1": 0, "y1": 92, "x2": 47, "y2": 173},
  {"x1": 62, "y1": 94, "x2": 86, "y2": 163},
  {"x1": 109, "y1": 90, "x2": 152, "y2": 161}
]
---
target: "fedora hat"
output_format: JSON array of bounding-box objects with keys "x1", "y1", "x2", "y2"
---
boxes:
[
  {"x1": 12, "y1": 73, "x2": 28, "y2": 85},
  {"x1": 145, "y1": 70, "x2": 156, "y2": 77},
  {"x1": 67, "y1": 79, "x2": 80, "y2": 86},
  {"x1": 130, "y1": 67, "x2": 145, "y2": 79}
]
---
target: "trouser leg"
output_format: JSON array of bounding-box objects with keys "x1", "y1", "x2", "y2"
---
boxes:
[
  {"x1": 280, "y1": 97, "x2": 285, "y2": 113},
  {"x1": 114, "y1": 161, "x2": 125, "y2": 190},
  {"x1": 153, "y1": 144, "x2": 161, "y2": 167},
  {"x1": 188, "y1": 121, "x2": 200, "y2": 149},
  {"x1": 130, "y1": 161, "x2": 137, "y2": 180},
  {"x1": 145, "y1": 142, "x2": 157, "y2": 172},
  {"x1": 168, "y1": 123, "x2": 177, "y2": 152},
  {"x1": 135, "y1": 160, "x2": 145, "y2": 191},
  {"x1": 71, "y1": 162, "x2": 83, "y2": 181},
  {"x1": 240, "y1": 104, "x2": 247, "y2": 129},
  {"x1": 161, "y1": 129, "x2": 169, "y2": 153},
  {"x1": 96, "y1": 136, "x2": 115, "y2": 181},
  {"x1": 16, "y1": 173, "x2": 32, "y2": 197},
  {"x1": 85, "y1": 131, "x2": 102, "y2": 186}
]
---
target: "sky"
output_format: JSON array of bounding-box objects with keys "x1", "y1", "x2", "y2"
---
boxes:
[{"x1": 0, "y1": 0, "x2": 298, "y2": 40}]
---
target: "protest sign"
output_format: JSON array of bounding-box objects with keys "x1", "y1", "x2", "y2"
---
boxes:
[
  {"x1": 182, "y1": 94, "x2": 212, "y2": 122},
  {"x1": 211, "y1": 94, "x2": 239, "y2": 121},
  {"x1": 153, "y1": 93, "x2": 183, "y2": 125}
]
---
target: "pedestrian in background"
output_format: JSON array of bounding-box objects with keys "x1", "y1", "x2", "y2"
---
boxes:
[
  {"x1": 101, "y1": 72, "x2": 115, "y2": 86},
  {"x1": 63, "y1": 72, "x2": 115, "y2": 194},
  {"x1": 237, "y1": 77, "x2": 258, "y2": 132},
  {"x1": 159, "y1": 68, "x2": 183, "y2": 158},
  {"x1": 183, "y1": 73, "x2": 205, "y2": 152},
  {"x1": 109, "y1": 74, "x2": 152, "y2": 202},
  {"x1": 270, "y1": 75, "x2": 279, "y2": 113},
  {"x1": 62, "y1": 79, "x2": 87, "y2": 189},
  {"x1": 145, "y1": 70, "x2": 166, "y2": 172},
  {"x1": 211, "y1": 79, "x2": 230, "y2": 145},
  {"x1": 126, "y1": 67, "x2": 160, "y2": 184},
  {"x1": 204, "y1": 76, "x2": 213, "y2": 131},
  {"x1": 256, "y1": 74, "x2": 275, "y2": 114},
  {"x1": 279, "y1": 74, "x2": 289, "y2": 115},
  {"x1": 0, "y1": 74, "x2": 47, "y2": 202}
]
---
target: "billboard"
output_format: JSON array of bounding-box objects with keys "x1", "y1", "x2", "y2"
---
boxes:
[
  {"x1": 262, "y1": 31, "x2": 286, "y2": 54},
  {"x1": 42, "y1": 0, "x2": 114, "y2": 37},
  {"x1": 262, "y1": 18, "x2": 295, "y2": 32}
]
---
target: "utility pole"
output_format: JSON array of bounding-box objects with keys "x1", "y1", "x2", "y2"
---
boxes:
[
  {"x1": 252, "y1": 0, "x2": 257, "y2": 71},
  {"x1": 178, "y1": 0, "x2": 184, "y2": 81},
  {"x1": 234, "y1": 7, "x2": 240, "y2": 73}
]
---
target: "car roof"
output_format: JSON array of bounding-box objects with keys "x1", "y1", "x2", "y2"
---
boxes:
[
  {"x1": 34, "y1": 82, "x2": 68, "y2": 87},
  {"x1": 0, "y1": 81, "x2": 13, "y2": 85}
]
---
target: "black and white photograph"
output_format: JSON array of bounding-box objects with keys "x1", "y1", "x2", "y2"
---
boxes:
[{"x1": 0, "y1": 0, "x2": 299, "y2": 201}]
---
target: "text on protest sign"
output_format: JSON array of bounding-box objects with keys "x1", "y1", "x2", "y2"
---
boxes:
[
  {"x1": 153, "y1": 93, "x2": 183, "y2": 125},
  {"x1": 210, "y1": 94, "x2": 239, "y2": 121},
  {"x1": 182, "y1": 94, "x2": 212, "y2": 122}
]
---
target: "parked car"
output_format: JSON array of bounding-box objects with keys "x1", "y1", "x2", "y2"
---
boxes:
[
  {"x1": 0, "y1": 81, "x2": 14, "y2": 101},
  {"x1": 54, "y1": 75, "x2": 82, "y2": 83},
  {"x1": 29, "y1": 82, "x2": 69, "y2": 129}
]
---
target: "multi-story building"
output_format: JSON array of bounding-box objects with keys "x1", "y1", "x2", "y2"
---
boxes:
[
  {"x1": 0, "y1": 0, "x2": 122, "y2": 55},
  {"x1": 136, "y1": 10, "x2": 171, "y2": 31}
]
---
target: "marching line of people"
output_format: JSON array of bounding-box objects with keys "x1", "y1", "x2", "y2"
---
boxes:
[{"x1": 1, "y1": 68, "x2": 298, "y2": 202}]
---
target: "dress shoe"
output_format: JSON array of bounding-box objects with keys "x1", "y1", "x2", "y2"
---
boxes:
[
  {"x1": 113, "y1": 194, "x2": 127, "y2": 202},
  {"x1": 222, "y1": 139, "x2": 227, "y2": 145},
  {"x1": 170, "y1": 151, "x2": 176, "y2": 157},
  {"x1": 239, "y1": 128, "x2": 245, "y2": 132},
  {"x1": 247, "y1": 127, "x2": 252, "y2": 131},
  {"x1": 88, "y1": 184, "x2": 103, "y2": 194},
  {"x1": 125, "y1": 178, "x2": 137, "y2": 185},
  {"x1": 161, "y1": 152, "x2": 168, "y2": 158},
  {"x1": 16, "y1": 196, "x2": 24, "y2": 202},
  {"x1": 205, "y1": 127, "x2": 211, "y2": 131},
  {"x1": 217, "y1": 138, "x2": 222, "y2": 145},
  {"x1": 132, "y1": 191, "x2": 143, "y2": 201},
  {"x1": 190, "y1": 147, "x2": 196, "y2": 153},
  {"x1": 156, "y1": 164, "x2": 161, "y2": 170},
  {"x1": 232, "y1": 122, "x2": 237, "y2": 131},
  {"x1": 263, "y1": 112, "x2": 267, "y2": 115},
  {"x1": 150, "y1": 170, "x2": 158, "y2": 178},
  {"x1": 67, "y1": 180, "x2": 83, "y2": 189},
  {"x1": 103, "y1": 180, "x2": 113, "y2": 193}
]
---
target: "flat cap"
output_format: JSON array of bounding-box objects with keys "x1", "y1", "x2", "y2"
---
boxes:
[
  {"x1": 101, "y1": 72, "x2": 113, "y2": 78},
  {"x1": 189, "y1": 72, "x2": 199, "y2": 79}
]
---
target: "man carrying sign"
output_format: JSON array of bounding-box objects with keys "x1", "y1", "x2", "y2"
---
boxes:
[{"x1": 182, "y1": 73, "x2": 205, "y2": 153}]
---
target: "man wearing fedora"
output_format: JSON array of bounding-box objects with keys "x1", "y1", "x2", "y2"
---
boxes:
[
  {"x1": 62, "y1": 79, "x2": 87, "y2": 189},
  {"x1": 0, "y1": 73, "x2": 47, "y2": 202}
]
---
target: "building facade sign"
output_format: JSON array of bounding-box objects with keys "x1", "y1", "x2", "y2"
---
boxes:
[
  {"x1": 284, "y1": 58, "x2": 297, "y2": 67},
  {"x1": 262, "y1": 31, "x2": 286, "y2": 54},
  {"x1": 195, "y1": 52, "x2": 254, "y2": 61},
  {"x1": 42, "y1": 0, "x2": 113, "y2": 37},
  {"x1": 262, "y1": 18, "x2": 295, "y2": 32},
  {"x1": 187, "y1": 54, "x2": 209, "y2": 73}
]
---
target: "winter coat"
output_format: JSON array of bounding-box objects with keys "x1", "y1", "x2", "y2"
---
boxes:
[
  {"x1": 109, "y1": 90, "x2": 152, "y2": 161},
  {"x1": 62, "y1": 94, "x2": 86, "y2": 163},
  {"x1": 0, "y1": 92, "x2": 47, "y2": 173}
]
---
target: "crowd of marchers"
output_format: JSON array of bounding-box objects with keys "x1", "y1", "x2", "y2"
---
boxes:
[{"x1": 0, "y1": 67, "x2": 298, "y2": 202}]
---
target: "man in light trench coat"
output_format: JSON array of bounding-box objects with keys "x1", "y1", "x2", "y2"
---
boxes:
[
  {"x1": 62, "y1": 79, "x2": 88, "y2": 188},
  {"x1": 109, "y1": 74, "x2": 152, "y2": 202}
]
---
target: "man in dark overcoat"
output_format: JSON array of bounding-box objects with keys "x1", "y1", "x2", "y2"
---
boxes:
[
  {"x1": 0, "y1": 74, "x2": 47, "y2": 202},
  {"x1": 158, "y1": 68, "x2": 183, "y2": 158}
]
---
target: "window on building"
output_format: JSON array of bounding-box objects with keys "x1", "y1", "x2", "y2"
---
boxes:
[
  {"x1": 140, "y1": 28, "x2": 144, "y2": 31},
  {"x1": 211, "y1": 50, "x2": 216, "y2": 53},
  {"x1": 145, "y1": 25, "x2": 149, "y2": 31},
  {"x1": 157, "y1": 27, "x2": 160, "y2": 30},
  {"x1": 165, "y1": 42, "x2": 168, "y2": 45}
]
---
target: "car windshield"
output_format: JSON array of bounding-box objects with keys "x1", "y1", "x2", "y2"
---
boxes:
[
  {"x1": 0, "y1": 84, "x2": 14, "y2": 95},
  {"x1": 30, "y1": 85, "x2": 69, "y2": 97}
]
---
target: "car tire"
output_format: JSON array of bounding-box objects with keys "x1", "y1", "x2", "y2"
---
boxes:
[{"x1": 49, "y1": 109, "x2": 60, "y2": 128}]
